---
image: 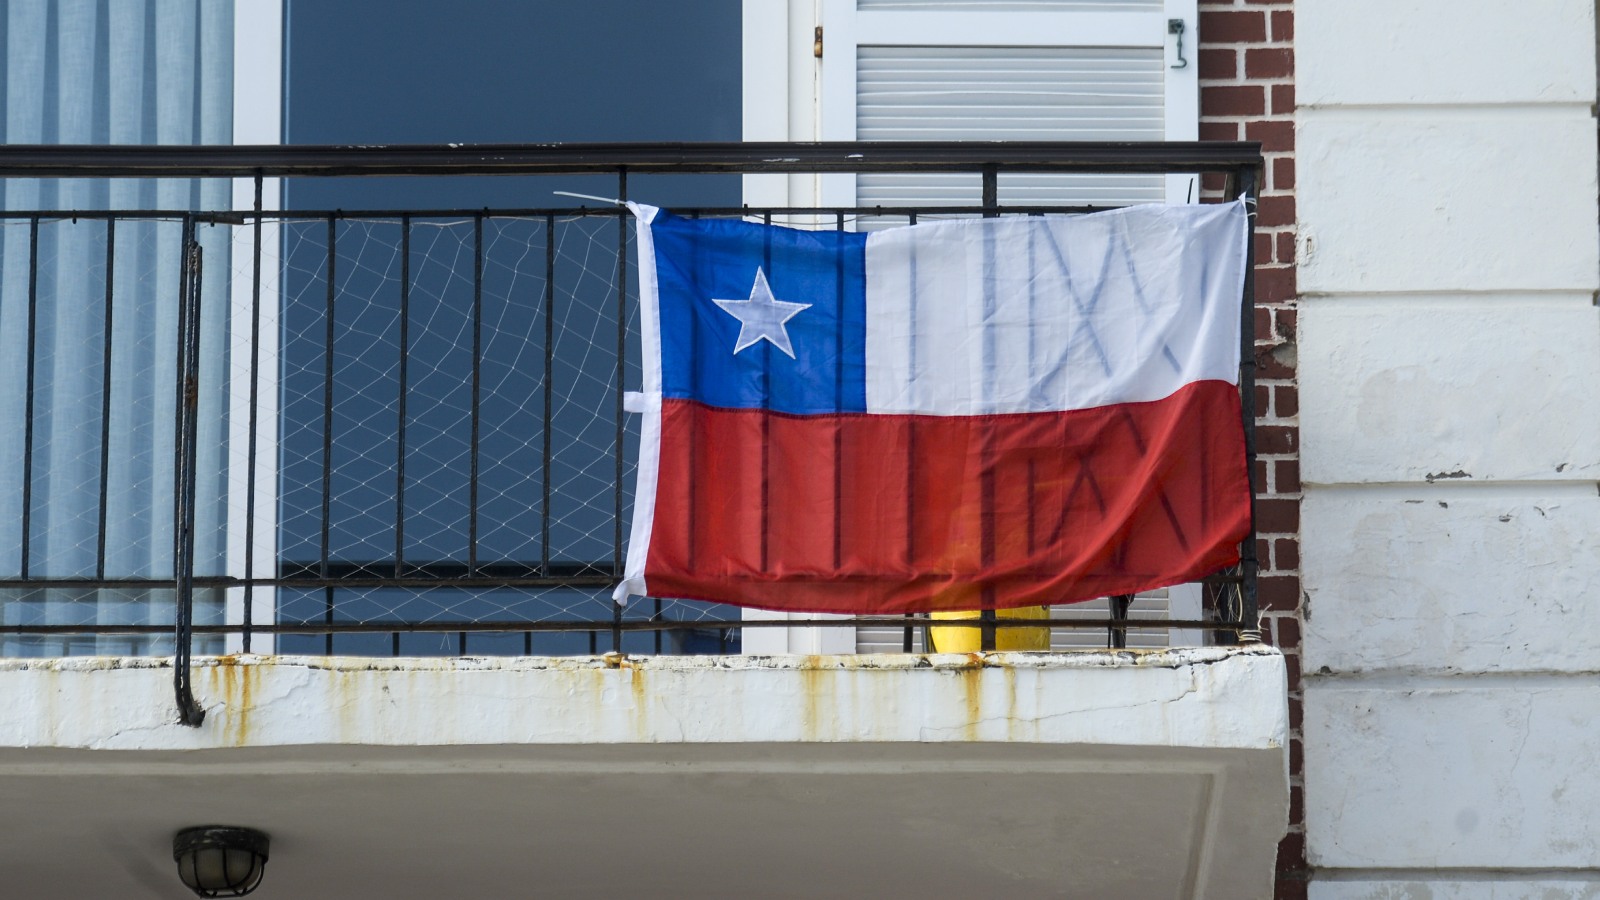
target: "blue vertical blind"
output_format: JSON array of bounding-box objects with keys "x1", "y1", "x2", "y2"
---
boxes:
[{"x1": 0, "y1": 0, "x2": 234, "y2": 654}]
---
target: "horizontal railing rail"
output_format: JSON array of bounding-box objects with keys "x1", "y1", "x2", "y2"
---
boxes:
[
  {"x1": 0, "y1": 142, "x2": 1263, "y2": 725},
  {"x1": 0, "y1": 140, "x2": 1261, "y2": 177}
]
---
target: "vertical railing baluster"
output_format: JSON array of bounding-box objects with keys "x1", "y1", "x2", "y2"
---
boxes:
[
  {"x1": 95, "y1": 219, "x2": 115, "y2": 582},
  {"x1": 904, "y1": 210, "x2": 917, "y2": 654},
  {"x1": 395, "y1": 215, "x2": 410, "y2": 582},
  {"x1": 684, "y1": 211, "x2": 701, "y2": 646},
  {"x1": 543, "y1": 214, "x2": 557, "y2": 656},
  {"x1": 833, "y1": 210, "x2": 847, "y2": 655},
  {"x1": 20, "y1": 217, "x2": 39, "y2": 581},
  {"x1": 1110, "y1": 594, "x2": 1132, "y2": 649},
  {"x1": 469, "y1": 215, "x2": 483, "y2": 578},
  {"x1": 393, "y1": 215, "x2": 411, "y2": 654},
  {"x1": 760, "y1": 211, "x2": 773, "y2": 585},
  {"x1": 979, "y1": 166, "x2": 999, "y2": 652},
  {"x1": 243, "y1": 177, "x2": 263, "y2": 653},
  {"x1": 541, "y1": 214, "x2": 554, "y2": 579},
  {"x1": 833, "y1": 210, "x2": 845, "y2": 573},
  {"x1": 1026, "y1": 209, "x2": 1047, "y2": 651},
  {"x1": 612, "y1": 169, "x2": 627, "y2": 654},
  {"x1": 321, "y1": 216, "x2": 337, "y2": 656}
]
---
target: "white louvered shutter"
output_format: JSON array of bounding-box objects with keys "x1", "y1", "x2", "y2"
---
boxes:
[
  {"x1": 818, "y1": 0, "x2": 1199, "y2": 209},
  {"x1": 831, "y1": 0, "x2": 1204, "y2": 653},
  {"x1": 738, "y1": 1, "x2": 1206, "y2": 654}
]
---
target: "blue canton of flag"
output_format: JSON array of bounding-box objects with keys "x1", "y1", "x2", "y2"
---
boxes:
[{"x1": 649, "y1": 211, "x2": 869, "y2": 415}]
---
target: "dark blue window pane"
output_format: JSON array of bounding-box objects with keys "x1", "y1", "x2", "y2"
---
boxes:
[{"x1": 280, "y1": 1, "x2": 742, "y2": 653}]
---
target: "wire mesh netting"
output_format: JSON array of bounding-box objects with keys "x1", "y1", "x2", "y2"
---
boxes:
[
  {"x1": 0, "y1": 215, "x2": 227, "y2": 655},
  {"x1": 268, "y1": 211, "x2": 741, "y2": 651}
]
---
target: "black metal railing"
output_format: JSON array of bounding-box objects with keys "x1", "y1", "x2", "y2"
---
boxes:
[{"x1": 0, "y1": 142, "x2": 1263, "y2": 724}]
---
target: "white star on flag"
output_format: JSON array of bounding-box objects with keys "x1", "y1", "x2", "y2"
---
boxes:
[{"x1": 712, "y1": 267, "x2": 811, "y2": 359}]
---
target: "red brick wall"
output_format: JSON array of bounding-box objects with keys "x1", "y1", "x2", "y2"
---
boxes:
[{"x1": 1198, "y1": 2, "x2": 1304, "y2": 897}]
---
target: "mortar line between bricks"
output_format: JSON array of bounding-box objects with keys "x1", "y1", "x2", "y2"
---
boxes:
[
  {"x1": 1301, "y1": 481, "x2": 1596, "y2": 498},
  {"x1": 1314, "y1": 868, "x2": 1600, "y2": 883}
]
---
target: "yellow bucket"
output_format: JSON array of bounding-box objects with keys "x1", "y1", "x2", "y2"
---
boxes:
[{"x1": 928, "y1": 606, "x2": 1051, "y2": 652}]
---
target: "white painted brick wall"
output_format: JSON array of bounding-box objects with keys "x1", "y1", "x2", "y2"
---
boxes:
[
  {"x1": 1299, "y1": 303, "x2": 1600, "y2": 484},
  {"x1": 1305, "y1": 683, "x2": 1600, "y2": 868},
  {"x1": 1298, "y1": 0, "x2": 1596, "y2": 107},
  {"x1": 1302, "y1": 489, "x2": 1600, "y2": 674},
  {"x1": 1297, "y1": 115, "x2": 1599, "y2": 295},
  {"x1": 1297, "y1": 0, "x2": 1600, "y2": 894}
]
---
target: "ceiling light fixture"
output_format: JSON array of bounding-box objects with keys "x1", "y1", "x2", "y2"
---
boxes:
[{"x1": 172, "y1": 826, "x2": 271, "y2": 897}]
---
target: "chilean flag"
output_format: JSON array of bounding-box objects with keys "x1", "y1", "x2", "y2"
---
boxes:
[{"x1": 615, "y1": 201, "x2": 1252, "y2": 615}]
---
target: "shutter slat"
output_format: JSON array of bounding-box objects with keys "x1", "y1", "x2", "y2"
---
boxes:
[
  {"x1": 856, "y1": 45, "x2": 1165, "y2": 207},
  {"x1": 857, "y1": 173, "x2": 1166, "y2": 206},
  {"x1": 857, "y1": 1, "x2": 1163, "y2": 11}
]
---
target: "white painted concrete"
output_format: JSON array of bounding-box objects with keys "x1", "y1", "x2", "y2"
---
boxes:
[
  {"x1": 1298, "y1": 302, "x2": 1600, "y2": 485},
  {"x1": 1296, "y1": 2, "x2": 1600, "y2": 893},
  {"x1": 1296, "y1": 113, "x2": 1599, "y2": 295},
  {"x1": 1312, "y1": 881, "x2": 1600, "y2": 900},
  {"x1": 1305, "y1": 683, "x2": 1600, "y2": 869},
  {"x1": 1297, "y1": 0, "x2": 1597, "y2": 107},
  {"x1": 1301, "y1": 487, "x2": 1600, "y2": 674},
  {"x1": 0, "y1": 743, "x2": 1285, "y2": 900},
  {"x1": 0, "y1": 648, "x2": 1287, "y2": 752},
  {"x1": 0, "y1": 650, "x2": 1288, "y2": 899}
]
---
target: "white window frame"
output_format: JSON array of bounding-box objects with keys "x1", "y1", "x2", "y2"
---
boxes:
[
  {"x1": 744, "y1": 0, "x2": 1199, "y2": 208},
  {"x1": 224, "y1": 0, "x2": 284, "y2": 654}
]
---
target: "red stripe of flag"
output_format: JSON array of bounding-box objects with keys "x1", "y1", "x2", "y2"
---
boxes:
[{"x1": 644, "y1": 380, "x2": 1251, "y2": 614}]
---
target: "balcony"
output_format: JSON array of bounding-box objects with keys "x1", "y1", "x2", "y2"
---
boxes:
[{"x1": 0, "y1": 143, "x2": 1287, "y2": 898}]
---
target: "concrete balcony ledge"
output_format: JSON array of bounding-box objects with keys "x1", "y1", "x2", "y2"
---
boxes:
[
  {"x1": 0, "y1": 647, "x2": 1289, "y2": 899},
  {"x1": 0, "y1": 645, "x2": 1287, "y2": 752}
]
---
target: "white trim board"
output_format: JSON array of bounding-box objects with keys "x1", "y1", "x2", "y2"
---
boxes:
[{"x1": 225, "y1": 0, "x2": 284, "y2": 653}]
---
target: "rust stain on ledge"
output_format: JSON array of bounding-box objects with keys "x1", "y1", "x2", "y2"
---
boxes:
[
  {"x1": 959, "y1": 661, "x2": 984, "y2": 741},
  {"x1": 0, "y1": 645, "x2": 1285, "y2": 752},
  {"x1": 200, "y1": 655, "x2": 260, "y2": 746},
  {"x1": 800, "y1": 656, "x2": 824, "y2": 741}
]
